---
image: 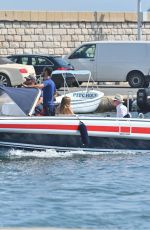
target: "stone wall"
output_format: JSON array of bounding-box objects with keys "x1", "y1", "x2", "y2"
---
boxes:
[{"x1": 0, "y1": 11, "x2": 150, "y2": 56}]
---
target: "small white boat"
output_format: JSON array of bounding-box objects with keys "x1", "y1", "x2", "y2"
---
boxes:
[{"x1": 52, "y1": 70, "x2": 104, "y2": 113}]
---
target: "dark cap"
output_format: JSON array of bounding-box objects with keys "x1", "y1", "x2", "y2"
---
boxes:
[{"x1": 25, "y1": 75, "x2": 36, "y2": 81}]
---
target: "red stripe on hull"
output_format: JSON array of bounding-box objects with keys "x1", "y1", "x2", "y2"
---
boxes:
[
  {"x1": 132, "y1": 127, "x2": 150, "y2": 134},
  {"x1": 88, "y1": 125, "x2": 119, "y2": 132},
  {"x1": 120, "y1": 127, "x2": 130, "y2": 133},
  {"x1": 0, "y1": 124, "x2": 78, "y2": 131},
  {"x1": 0, "y1": 124, "x2": 150, "y2": 135},
  {"x1": 0, "y1": 124, "x2": 119, "y2": 133}
]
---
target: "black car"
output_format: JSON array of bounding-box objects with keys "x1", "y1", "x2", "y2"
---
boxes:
[{"x1": 7, "y1": 54, "x2": 74, "y2": 88}]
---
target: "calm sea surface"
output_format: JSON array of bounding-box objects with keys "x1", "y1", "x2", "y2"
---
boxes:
[{"x1": 0, "y1": 147, "x2": 150, "y2": 229}]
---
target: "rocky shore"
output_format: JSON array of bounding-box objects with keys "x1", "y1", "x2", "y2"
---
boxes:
[{"x1": 96, "y1": 95, "x2": 135, "y2": 113}]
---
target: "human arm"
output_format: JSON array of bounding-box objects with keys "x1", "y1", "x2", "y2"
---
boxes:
[
  {"x1": 65, "y1": 106, "x2": 74, "y2": 115},
  {"x1": 28, "y1": 83, "x2": 44, "y2": 89},
  {"x1": 68, "y1": 107, "x2": 74, "y2": 115},
  {"x1": 36, "y1": 96, "x2": 43, "y2": 105}
]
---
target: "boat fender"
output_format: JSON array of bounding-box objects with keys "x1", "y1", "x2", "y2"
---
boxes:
[{"x1": 78, "y1": 121, "x2": 89, "y2": 146}]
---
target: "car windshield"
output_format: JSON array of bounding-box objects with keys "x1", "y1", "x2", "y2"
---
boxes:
[
  {"x1": 0, "y1": 57, "x2": 14, "y2": 65},
  {"x1": 54, "y1": 56, "x2": 71, "y2": 66}
]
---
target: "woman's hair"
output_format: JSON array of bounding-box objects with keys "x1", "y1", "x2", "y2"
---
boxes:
[{"x1": 59, "y1": 96, "x2": 73, "y2": 115}]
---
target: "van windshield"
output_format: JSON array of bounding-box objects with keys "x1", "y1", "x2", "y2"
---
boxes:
[{"x1": 69, "y1": 44, "x2": 96, "y2": 59}]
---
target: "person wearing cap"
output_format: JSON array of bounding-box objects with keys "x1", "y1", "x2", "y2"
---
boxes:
[
  {"x1": 24, "y1": 75, "x2": 37, "y2": 86},
  {"x1": 23, "y1": 75, "x2": 43, "y2": 115},
  {"x1": 113, "y1": 94, "x2": 129, "y2": 118},
  {"x1": 27, "y1": 67, "x2": 56, "y2": 116}
]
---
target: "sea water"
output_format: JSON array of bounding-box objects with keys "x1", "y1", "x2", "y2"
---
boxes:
[{"x1": 0, "y1": 147, "x2": 150, "y2": 229}]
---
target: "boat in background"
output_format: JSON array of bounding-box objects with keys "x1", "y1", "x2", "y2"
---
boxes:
[
  {"x1": 0, "y1": 85, "x2": 150, "y2": 152},
  {"x1": 53, "y1": 70, "x2": 104, "y2": 113}
]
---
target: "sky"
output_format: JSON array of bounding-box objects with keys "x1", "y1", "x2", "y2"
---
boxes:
[{"x1": 0, "y1": 0, "x2": 149, "y2": 12}]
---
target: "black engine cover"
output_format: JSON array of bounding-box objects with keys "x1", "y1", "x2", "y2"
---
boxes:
[{"x1": 137, "y1": 88, "x2": 150, "y2": 112}]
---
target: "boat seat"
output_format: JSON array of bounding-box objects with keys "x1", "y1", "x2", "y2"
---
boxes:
[{"x1": 2, "y1": 103, "x2": 24, "y2": 116}]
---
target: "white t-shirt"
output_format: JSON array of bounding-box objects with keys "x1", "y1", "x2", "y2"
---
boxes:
[{"x1": 116, "y1": 103, "x2": 128, "y2": 118}]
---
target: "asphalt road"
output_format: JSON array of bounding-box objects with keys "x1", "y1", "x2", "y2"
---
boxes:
[
  {"x1": 58, "y1": 84, "x2": 138, "y2": 98},
  {"x1": 96, "y1": 86, "x2": 138, "y2": 98}
]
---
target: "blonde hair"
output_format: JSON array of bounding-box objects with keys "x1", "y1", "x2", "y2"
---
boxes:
[{"x1": 59, "y1": 96, "x2": 74, "y2": 115}]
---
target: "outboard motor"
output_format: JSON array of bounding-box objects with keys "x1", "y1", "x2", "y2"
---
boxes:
[{"x1": 137, "y1": 88, "x2": 150, "y2": 112}]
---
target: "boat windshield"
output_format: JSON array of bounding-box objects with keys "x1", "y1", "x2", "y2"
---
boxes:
[
  {"x1": 0, "y1": 86, "x2": 41, "y2": 116},
  {"x1": 0, "y1": 91, "x2": 25, "y2": 116}
]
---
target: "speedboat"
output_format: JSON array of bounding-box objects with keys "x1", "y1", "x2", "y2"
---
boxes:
[
  {"x1": 0, "y1": 86, "x2": 150, "y2": 152},
  {"x1": 53, "y1": 70, "x2": 104, "y2": 113}
]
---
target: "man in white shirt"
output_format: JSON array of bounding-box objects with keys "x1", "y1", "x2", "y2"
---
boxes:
[{"x1": 113, "y1": 94, "x2": 128, "y2": 118}]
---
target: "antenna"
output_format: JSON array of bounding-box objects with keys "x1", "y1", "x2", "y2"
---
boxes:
[
  {"x1": 127, "y1": 91, "x2": 133, "y2": 114},
  {"x1": 137, "y1": 0, "x2": 142, "y2": 40}
]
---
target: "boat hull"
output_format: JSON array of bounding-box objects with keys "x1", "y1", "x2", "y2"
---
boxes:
[
  {"x1": 1, "y1": 132, "x2": 150, "y2": 151},
  {"x1": 1, "y1": 116, "x2": 150, "y2": 151},
  {"x1": 55, "y1": 90, "x2": 104, "y2": 113}
]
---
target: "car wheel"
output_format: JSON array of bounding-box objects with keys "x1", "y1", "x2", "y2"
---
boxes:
[
  {"x1": 128, "y1": 72, "x2": 144, "y2": 88},
  {"x1": 0, "y1": 73, "x2": 11, "y2": 86}
]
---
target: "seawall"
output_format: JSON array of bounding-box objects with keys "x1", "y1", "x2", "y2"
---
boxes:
[{"x1": 0, "y1": 11, "x2": 150, "y2": 56}]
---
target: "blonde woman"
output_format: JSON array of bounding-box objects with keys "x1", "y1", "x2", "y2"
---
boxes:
[{"x1": 57, "y1": 96, "x2": 74, "y2": 115}]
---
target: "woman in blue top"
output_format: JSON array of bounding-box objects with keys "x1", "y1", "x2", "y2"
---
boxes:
[{"x1": 29, "y1": 67, "x2": 56, "y2": 116}]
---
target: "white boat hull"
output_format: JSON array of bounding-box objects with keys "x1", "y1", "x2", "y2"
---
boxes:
[
  {"x1": 55, "y1": 90, "x2": 104, "y2": 113},
  {"x1": 1, "y1": 116, "x2": 150, "y2": 151}
]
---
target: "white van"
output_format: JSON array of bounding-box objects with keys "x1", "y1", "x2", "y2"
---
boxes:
[{"x1": 65, "y1": 41, "x2": 150, "y2": 88}]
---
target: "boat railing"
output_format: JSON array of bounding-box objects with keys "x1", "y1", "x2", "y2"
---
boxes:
[
  {"x1": 52, "y1": 70, "x2": 94, "y2": 94},
  {"x1": 127, "y1": 90, "x2": 134, "y2": 115},
  {"x1": 85, "y1": 71, "x2": 99, "y2": 92},
  {"x1": 36, "y1": 74, "x2": 42, "y2": 84}
]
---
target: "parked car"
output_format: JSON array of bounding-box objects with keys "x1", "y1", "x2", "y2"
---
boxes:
[
  {"x1": 7, "y1": 54, "x2": 74, "y2": 88},
  {"x1": 0, "y1": 57, "x2": 35, "y2": 87},
  {"x1": 64, "y1": 41, "x2": 150, "y2": 88}
]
